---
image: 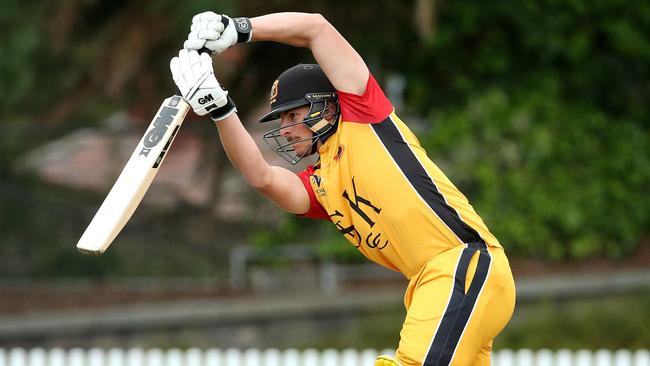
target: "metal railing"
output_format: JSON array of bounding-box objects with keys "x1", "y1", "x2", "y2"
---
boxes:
[{"x1": 0, "y1": 348, "x2": 648, "y2": 366}]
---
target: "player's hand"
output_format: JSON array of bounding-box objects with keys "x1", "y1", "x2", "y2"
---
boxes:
[
  {"x1": 184, "y1": 12, "x2": 252, "y2": 55},
  {"x1": 170, "y1": 49, "x2": 236, "y2": 120}
]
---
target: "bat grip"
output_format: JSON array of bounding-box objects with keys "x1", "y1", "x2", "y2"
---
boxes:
[{"x1": 198, "y1": 47, "x2": 212, "y2": 55}]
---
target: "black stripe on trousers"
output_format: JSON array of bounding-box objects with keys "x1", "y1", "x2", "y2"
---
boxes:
[
  {"x1": 423, "y1": 243, "x2": 492, "y2": 366},
  {"x1": 371, "y1": 117, "x2": 483, "y2": 245}
]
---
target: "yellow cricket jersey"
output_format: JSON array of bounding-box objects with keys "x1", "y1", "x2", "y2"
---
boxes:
[{"x1": 297, "y1": 74, "x2": 502, "y2": 279}]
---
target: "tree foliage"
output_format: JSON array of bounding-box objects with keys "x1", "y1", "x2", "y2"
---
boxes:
[
  {"x1": 1, "y1": 0, "x2": 648, "y2": 277},
  {"x1": 253, "y1": 0, "x2": 650, "y2": 260}
]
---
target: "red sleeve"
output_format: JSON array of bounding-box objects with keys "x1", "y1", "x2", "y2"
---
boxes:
[
  {"x1": 337, "y1": 73, "x2": 393, "y2": 124},
  {"x1": 296, "y1": 165, "x2": 330, "y2": 220}
]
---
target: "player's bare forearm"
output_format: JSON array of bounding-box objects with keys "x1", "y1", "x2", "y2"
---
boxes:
[
  {"x1": 251, "y1": 13, "x2": 322, "y2": 47},
  {"x1": 216, "y1": 113, "x2": 272, "y2": 189},
  {"x1": 250, "y1": 13, "x2": 368, "y2": 95},
  {"x1": 215, "y1": 113, "x2": 310, "y2": 214}
]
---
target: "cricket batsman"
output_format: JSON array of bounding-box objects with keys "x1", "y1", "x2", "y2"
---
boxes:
[{"x1": 170, "y1": 11, "x2": 516, "y2": 366}]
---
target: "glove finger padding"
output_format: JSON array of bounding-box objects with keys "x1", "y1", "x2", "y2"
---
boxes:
[
  {"x1": 207, "y1": 20, "x2": 225, "y2": 33},
  {"x1": 204, "y1": 38, "x2": 232, "y2": 54},
  {"x1": 170, "y1": 57, "x2": 189, "y2": 96},
  {"x1": 184, "y1": 35, "x2": 205, "y2": 51},
  {"x1": 199, "y1": 52, "x2": 213, "y2": 71},
  {"x1": 196, "y1": 29, "x2": 222, "y2": 41},
  {"x1": 188, "y1": 48, "x2": 202, "y2": 79},
  {"x1": 187, "y1": 21, "x2": 227, "y2": 54},
  {"x1": 184, "y1": 13, "x2": 251, "y2": 55},
  {"x1": 193, "y1": 11, "x2": 221, "y2": 24},
  {"x1": 169, "y1": 49, "x2": 229, "y2": 117},
  {"x1": 191, "y1": 20, "x2": 224, "y2": 34},
  {"x1": 178, "y1": 49, "x2": 192, "y2": 79}
]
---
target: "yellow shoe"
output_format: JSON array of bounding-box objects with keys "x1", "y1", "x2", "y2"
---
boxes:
[{"x1": 375, "y1": 355, "x2": 402, "y2": 366}]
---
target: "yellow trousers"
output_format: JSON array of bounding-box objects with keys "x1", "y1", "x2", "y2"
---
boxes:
[{"x1": 395, "y1": 243, "x2": 516, "y2": 366}]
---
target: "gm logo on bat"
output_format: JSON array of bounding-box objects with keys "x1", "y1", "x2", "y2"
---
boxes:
[{"x1": 140, "y1": 101, "x2": 179, "y2": 157}]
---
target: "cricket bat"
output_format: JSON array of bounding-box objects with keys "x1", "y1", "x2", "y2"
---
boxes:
[{"x1": 76, "y1": 95, "x2": 190, "y2": 255}]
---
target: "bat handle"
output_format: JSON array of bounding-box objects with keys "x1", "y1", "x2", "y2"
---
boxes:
[{"x1": 198, "y1": 47, "x2": 212, "y2": 55}]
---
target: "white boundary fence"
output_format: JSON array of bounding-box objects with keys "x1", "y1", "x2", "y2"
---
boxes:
[{"x1": 0, "y1": 348, "x2": 649, "y2": 366}]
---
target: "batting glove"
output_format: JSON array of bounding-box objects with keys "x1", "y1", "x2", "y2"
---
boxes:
[
  {"x1": 170, "y1": 49, "x2": 237, "y2": 120},
  {"x1": 184, "y1": 12, "x2": 252, "y2": 55}
]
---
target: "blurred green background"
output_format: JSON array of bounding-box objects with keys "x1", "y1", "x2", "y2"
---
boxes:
[{"x1": 0, "y1": 0, "x2": 648, "y2": 351}]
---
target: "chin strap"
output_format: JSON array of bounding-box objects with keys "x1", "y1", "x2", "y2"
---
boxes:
[
  {"x1": 307, "y1": 117, "x2": 339, "y2": 155},
  {"x1": 303, "y1": 95, "x2": 340, "y2": 155}
]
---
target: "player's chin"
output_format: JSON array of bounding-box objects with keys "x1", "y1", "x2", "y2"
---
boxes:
[{"x1": 294, "y1": 143, "x2": 312, "y2": 157}]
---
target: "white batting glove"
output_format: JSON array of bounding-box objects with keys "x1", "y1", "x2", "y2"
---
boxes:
[
  {"x1": 170, "y1": 49, "x2": 236, "y2": 120},
  {"x1": 184, "y1": 12, "x2": 252, "y2": 55}
]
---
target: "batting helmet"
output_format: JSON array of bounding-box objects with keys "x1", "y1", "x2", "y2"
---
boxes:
[{"x1": 260, "y1": 64, "x2": 340, "y2": 164}]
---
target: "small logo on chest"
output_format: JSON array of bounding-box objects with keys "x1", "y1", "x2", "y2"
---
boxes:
[
  {"x1": 311, "y1": 175, "x2": 327, "y2": 197},
  {"x1": 334, "y1": 144, "x2": 345, "y2": 161}
]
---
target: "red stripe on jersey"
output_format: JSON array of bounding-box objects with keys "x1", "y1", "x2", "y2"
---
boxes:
[
  {"x1": 337, "y1": 73, "x2": 393, "y2": 124},
  {"x1": 296, "y1": 166, "x2": 330, "y2": 220}
]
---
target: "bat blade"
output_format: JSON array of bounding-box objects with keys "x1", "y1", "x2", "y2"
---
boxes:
[{"x1": 76, "y1": 96, "x2": 190, "y2": 255}]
